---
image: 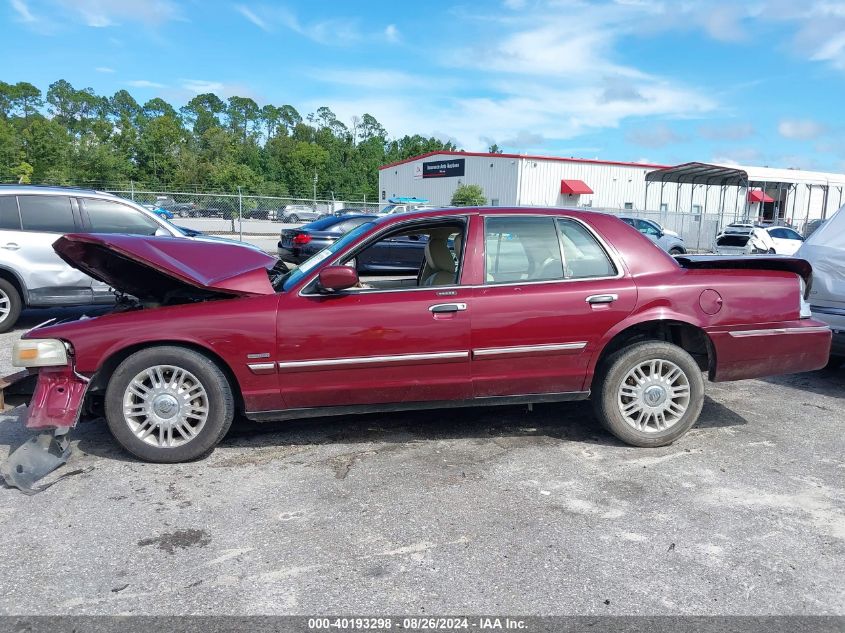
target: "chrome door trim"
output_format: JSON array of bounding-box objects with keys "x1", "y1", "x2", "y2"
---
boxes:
[
  {"x1": 277, "y1": 350, "x2": 469, "y2": 370},
  {"x1": 472, "y1": 342, "x2": 587, "y2": 358},
  {"x1": 728, "y1": 326, "x2": 830, "y2": 338},
  {"x1": 247, "y1": 362, "x2": 277, "y2": 374}
]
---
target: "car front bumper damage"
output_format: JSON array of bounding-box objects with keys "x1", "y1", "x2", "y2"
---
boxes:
[{"x1": 0, "y1": 366, "x2": 89, "y2": 494}]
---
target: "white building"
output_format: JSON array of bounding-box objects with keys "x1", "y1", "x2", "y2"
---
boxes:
[{"x1": 378, "y1": 151, "x2": 845, "y2": 229}]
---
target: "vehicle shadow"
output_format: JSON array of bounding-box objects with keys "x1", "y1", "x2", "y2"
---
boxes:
[
  {"x1": 761, "y1": 367, "x2": 844, "y2": 400},
  {"x1": 60, "y1": 394, "x2": 748, "y2": 465}
]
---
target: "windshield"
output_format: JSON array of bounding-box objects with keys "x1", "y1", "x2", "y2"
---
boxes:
[{"x1": 275, "y1": 221, "x2": 375, "y2": 292}]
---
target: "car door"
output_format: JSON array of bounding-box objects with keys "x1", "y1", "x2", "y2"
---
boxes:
[
  {"x1": 11, "y1": 194, "x2": 94, "y2": 306},
  {"x1": 274, "y1": 219, "x2": 474, "y2": 410},
  {"x1": 770, "y1": 228, "x2": 802, "y2": 255},
  {"x1": 79, "y1": 197, "x2": 174, "y2": 302},
  {"x1": 470, "y1": 215, "x2": 636, "y2": 397}
]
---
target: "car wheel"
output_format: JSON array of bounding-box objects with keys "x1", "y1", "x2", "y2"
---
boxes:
[
  {"x1": 104, "y1": 346, "x2": 234, "y2": 463},
  {"x1": 0, "y1": 278, "x2": 22, "y2": 334},
  {"x1": 289, "y1": 214, "x2": 299, "y2": 223},
  {"x1": 669, "y1": 247, "x2": 684, "y2": 255},
  {"x1": 592, "y1": 341, "x2": 704, "y2": 447},
  {"x1": 767, "y1": 248, "x2": 776, "y2": 254}
]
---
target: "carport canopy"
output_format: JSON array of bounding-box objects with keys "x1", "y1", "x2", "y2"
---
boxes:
[{"x1": 646, "y1": 162, "x2": 749, "y2": 186}]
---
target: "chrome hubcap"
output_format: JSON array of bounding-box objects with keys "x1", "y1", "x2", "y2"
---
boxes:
[
  {"x1": 122, "y1": 365, "x2": 209, "y2": 448},
  {"x1": 0, "y1": 289, "x2": 10, "y2": 319},
  {"x1": 617, "y1": 359, "x2": 690, "y2": 433}
]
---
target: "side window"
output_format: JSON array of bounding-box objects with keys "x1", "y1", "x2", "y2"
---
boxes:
[
  {"x1": 485, "y1": 216, "x2": 563, "y2": 284},
  {"x1": 334, "y1": 218, "x2": 370, "y2": 233},
  {"x1": 557, "y1": 219, "x2": 617, "y2": 279},
  {"x1": 620, "y1": 218, "x2": 636, "y2": 227},
  {"x1": 636, "y1": 220, "x2": 661, "y2": 237},
  {"x1": 769, "y1": 228, "x2": 784, "y2": 239},
  {"x1": 18, "y1": 195, "x2": 76, "y2": 233},
  {"x1": 785, "y1": 229, "x2": 803, "y2": 240},
  {"x1": 0, "y1": 196, "x2": 21, "y2": 230},
  {"x1": 83, "y1": 199, "x2": 161, "y2": 235}
]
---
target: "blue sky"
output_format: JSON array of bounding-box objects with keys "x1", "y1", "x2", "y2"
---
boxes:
[{"x1": 3, "y1": 0, "x2": 845, "y2": 172}]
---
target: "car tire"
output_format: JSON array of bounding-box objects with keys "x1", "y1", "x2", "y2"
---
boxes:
[
  {"x1": 669, "y1": 247, "x2": 685, "y2": 255},
  {"x1": 767, "y1": 248, "x2": 776, "y2": 254},
  {"x1": 0, "y1": 278, "x2": 23, "y2": 334},
  {"x1": 104, "y1": 346, "x2": 235, "y2": 463},
  {"x1": 592, "y1": 341, "x2": 704, "y2": 447},
  {"x1": 289, "y1": 214, "x2": 299, "y2": 223}
]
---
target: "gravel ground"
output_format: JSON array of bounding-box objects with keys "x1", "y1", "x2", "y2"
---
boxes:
[{"x1": 0, "y1": 308, "x2": 843, "y2": 615}]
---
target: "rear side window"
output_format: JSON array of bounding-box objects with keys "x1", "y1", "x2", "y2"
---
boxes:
[
  {"x1": 83, "y1": 199, "x2": 161, "y2": 235},
  {"x1": 18, "y1": 195, "x2": 75, "y2": 233},
  {"x1": 0, "y1": 196, "x2": 21, "y2": 230},
  {"x1": 334, "y1": 217, "x2": 372, "y2": 233},
  {"x1": 485, "y1": 216, "x2": 564, "y2": 283},
  {"x1": 557, "y1": 219, "x2": 617, "y2": 279}
]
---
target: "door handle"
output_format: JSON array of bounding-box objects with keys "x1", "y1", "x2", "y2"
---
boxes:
[
  {"x1": 429, "y1": 303, "x2": 467, "y2": 313},
  {"x1": 2, "y1": 243, "x2": 20, "y2": 250},
  {"x1": 586, "y1": 294, "x2": 618, "y2": 305}
]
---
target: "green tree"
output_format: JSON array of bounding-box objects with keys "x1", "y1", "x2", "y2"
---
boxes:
[{"x1": 451, "y1": 184, "x2": 486, "y2": 206}]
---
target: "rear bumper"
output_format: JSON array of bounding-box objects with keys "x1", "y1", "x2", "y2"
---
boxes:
[{"x1": 707, "y1": 319, "x2": 832, "y2": 381}]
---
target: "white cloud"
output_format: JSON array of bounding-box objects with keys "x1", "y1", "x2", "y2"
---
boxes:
[
  {"x1": 56, "y1": 0, "x2": 182, "y2": 27},
  {"x1": 234, "y1": 4, "x2": 269, "y2": 32},
  {"x1": 276, "y1": 8, "x2": 361, "y2": 45},
  {"x1": 181, "y1": 79, "x2": 225, "y2": 94},
  {"x1": 95, "y1": 66, "x2": 115, "y2": 73},
  {"x1": 778, "y1": 119, "x2": 826, "y2": 140},
  {"x1": 10, "y1": 0, "x2": 35, "y2": 22},
  {"x1": 627, "y1": 124, "x2": 687, "y2": 148},
  {"x1": 384, "y1": 23, "x2": 399, "y2": 43},
  {"x1": 126, "y1": 79, "x2": 165, "y2": 88}
]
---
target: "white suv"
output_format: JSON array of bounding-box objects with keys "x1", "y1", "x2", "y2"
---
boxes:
[{"x1": 0, "y1": 186, "x2": 201, "y2": 332}]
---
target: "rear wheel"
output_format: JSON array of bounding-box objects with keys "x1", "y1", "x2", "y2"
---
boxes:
[
  {"x1": 592, "y1": 341, "x2": 704, "y2": 447},
  {"x1": 669, "y1": 247, "x2": 684, "y2": 255},
  {"x1": 767, "y1": 248, "x2": 776, "y2": 254},
  {"x1": 0, "y1": 278, "x2": 22, "y2": 334},
  {"x1": 104, "y1": 346, "x2": 234, "y2": 463}
]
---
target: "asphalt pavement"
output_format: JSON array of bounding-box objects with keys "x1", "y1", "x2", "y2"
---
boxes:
[{"x1": 0, "y1": 308, "x2": 843, "y2": 615}]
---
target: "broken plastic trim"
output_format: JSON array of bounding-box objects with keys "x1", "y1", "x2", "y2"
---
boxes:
[{"x1": 0, "y1": 428, "x2": 88, "y2": 495}]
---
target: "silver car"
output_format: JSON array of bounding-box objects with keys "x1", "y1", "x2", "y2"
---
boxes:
[
  {"x1": 619, "y1": 216, "x2": 686, "y2": 255},
  {"x1": 0, "y1": 186, "x2": 207, "y2": 332},
  {"x1": 279, "y1": 204, "x2": 320, "y2": 223}
]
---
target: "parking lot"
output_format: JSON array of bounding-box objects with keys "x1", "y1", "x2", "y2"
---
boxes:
[{"x1": 0, "y1": 307, "x2": 842, "y2": 615}]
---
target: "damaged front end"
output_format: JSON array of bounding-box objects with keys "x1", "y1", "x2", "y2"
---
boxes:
[{"x1": 1, "y1": 340, "x2": 90, "y2": 494}]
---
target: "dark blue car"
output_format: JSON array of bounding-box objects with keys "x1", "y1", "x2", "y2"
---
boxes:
[{"x1": 278, "y1": 215, "x2": 427, "y2": 273}]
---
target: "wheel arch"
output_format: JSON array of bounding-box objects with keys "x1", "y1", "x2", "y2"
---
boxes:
[
  {"x1": 86, "y1": 340, "x2": 245, "y2": 414},
  {"x1": 587, "y1": 316, "x2": 715, "y2": 390},
  {"x1": 0, "y1": 265, "x2": 28, "y2": 305}
]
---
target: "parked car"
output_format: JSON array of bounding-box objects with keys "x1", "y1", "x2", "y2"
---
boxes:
[
  {"x1": 618, "y1": 217, "x2": 686, "y2": 254},
  {"x1": 797, "y1": 205, "x2": 845, "y2": 367},
  {"x1": 273, "y1": 205, "x2": 320, "y2": 223},
  {"x1": 804, "y1": 218, "x2": 827, "y2": 239},
  {"x1": 278, "y1": 214, "x2": 427, "y2": 273},
  {"x1": 0, "y1": 185, "x2": 260, "y2": 333},
  {"x1": 764, "y1": 226, "x2": 804, "y2": 255},
  {"x1": 144, "y1": 206, "x2": 174, "y2": 221},
  {"x1": 379, "y1": 197, "x2": 439, "y2": 215},
  {"x1": 714, "y1": 223, "x2": 777, "y2": 255},
  {"x1": 152, "y1": 195, "x2": 197, "y2": 218},
  {"x1": 2, "y1": 207, "x2": 830, "y2": 485}
]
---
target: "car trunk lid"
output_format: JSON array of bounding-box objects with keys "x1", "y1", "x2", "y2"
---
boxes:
[
  {"x1": 53, "y1": 233, "x2": 277, "y2": 303},
  {"x1": 675, "y1": 254, "x2": 813, "y2": 287}
]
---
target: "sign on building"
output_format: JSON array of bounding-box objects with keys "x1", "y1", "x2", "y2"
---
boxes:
[{"x1": 422, "y1": 158, "x2": 465, "y2": 178}]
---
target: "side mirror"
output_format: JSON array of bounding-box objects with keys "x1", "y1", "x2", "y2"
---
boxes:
[
  {"x1": 318, "y1": 265, "x2": 359, "y2": 292},
  {"x1": 154, "y1": 227, "x2": 171, "y2": 237}
]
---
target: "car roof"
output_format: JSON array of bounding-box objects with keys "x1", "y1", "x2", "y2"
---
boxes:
[
  {"x1": 371, "y1": 206, "x2": 612, "y2": 226},
  {"x1": 0, "y1": 184, "x2": 108, "y2": 196}
]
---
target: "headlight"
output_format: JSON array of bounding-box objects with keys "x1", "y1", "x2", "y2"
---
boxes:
[
  {"x1": 12, "y1": 338, "x2": 69, "y2": 368},
  {"x1": 798, "y1": 277, "x2": 812, "y2": 319}
]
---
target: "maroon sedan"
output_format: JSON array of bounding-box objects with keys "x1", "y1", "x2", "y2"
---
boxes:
[{"x1": 3, "y1": 208, "x2": 831, "y2": 471}]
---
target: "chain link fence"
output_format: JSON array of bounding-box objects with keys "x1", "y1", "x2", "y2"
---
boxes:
[{"x1": 103, "y1": 187, "x2": 782, "y2": 254}]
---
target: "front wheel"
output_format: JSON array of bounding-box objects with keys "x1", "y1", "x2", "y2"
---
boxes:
[
  {"x1": 104, "y1": 346, "x2": 234, "y2": 462},
  {"x1": 0, "y1": 278, "x2": 22, "y2": 334},
  {"x1": 592, "y1": 341, "x2": 704, "y2": 447},
  {"x1": 669, "y1": 247, "x2": 684, "y2": 255},
  {"x1": 289, "y1": 214, "x2": 299, "y2": 223}
]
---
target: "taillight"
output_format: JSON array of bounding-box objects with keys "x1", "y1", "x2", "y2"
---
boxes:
[{"x1": 292, "y1": 233, "x2": 311, "y2": 246}]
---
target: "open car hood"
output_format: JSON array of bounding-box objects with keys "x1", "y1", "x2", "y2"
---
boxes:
[{"x1": 53, "y1": 233, "x2": 277, "y2": 302}]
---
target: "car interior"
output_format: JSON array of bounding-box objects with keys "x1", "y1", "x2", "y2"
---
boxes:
[{"x1": 341, "y1": 220, "x2": 465, "y2": 290}]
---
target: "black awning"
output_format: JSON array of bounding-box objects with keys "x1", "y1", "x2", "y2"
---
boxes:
[{"x1": 646, "y1": 162, "x2": 749, "y2": 186}]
